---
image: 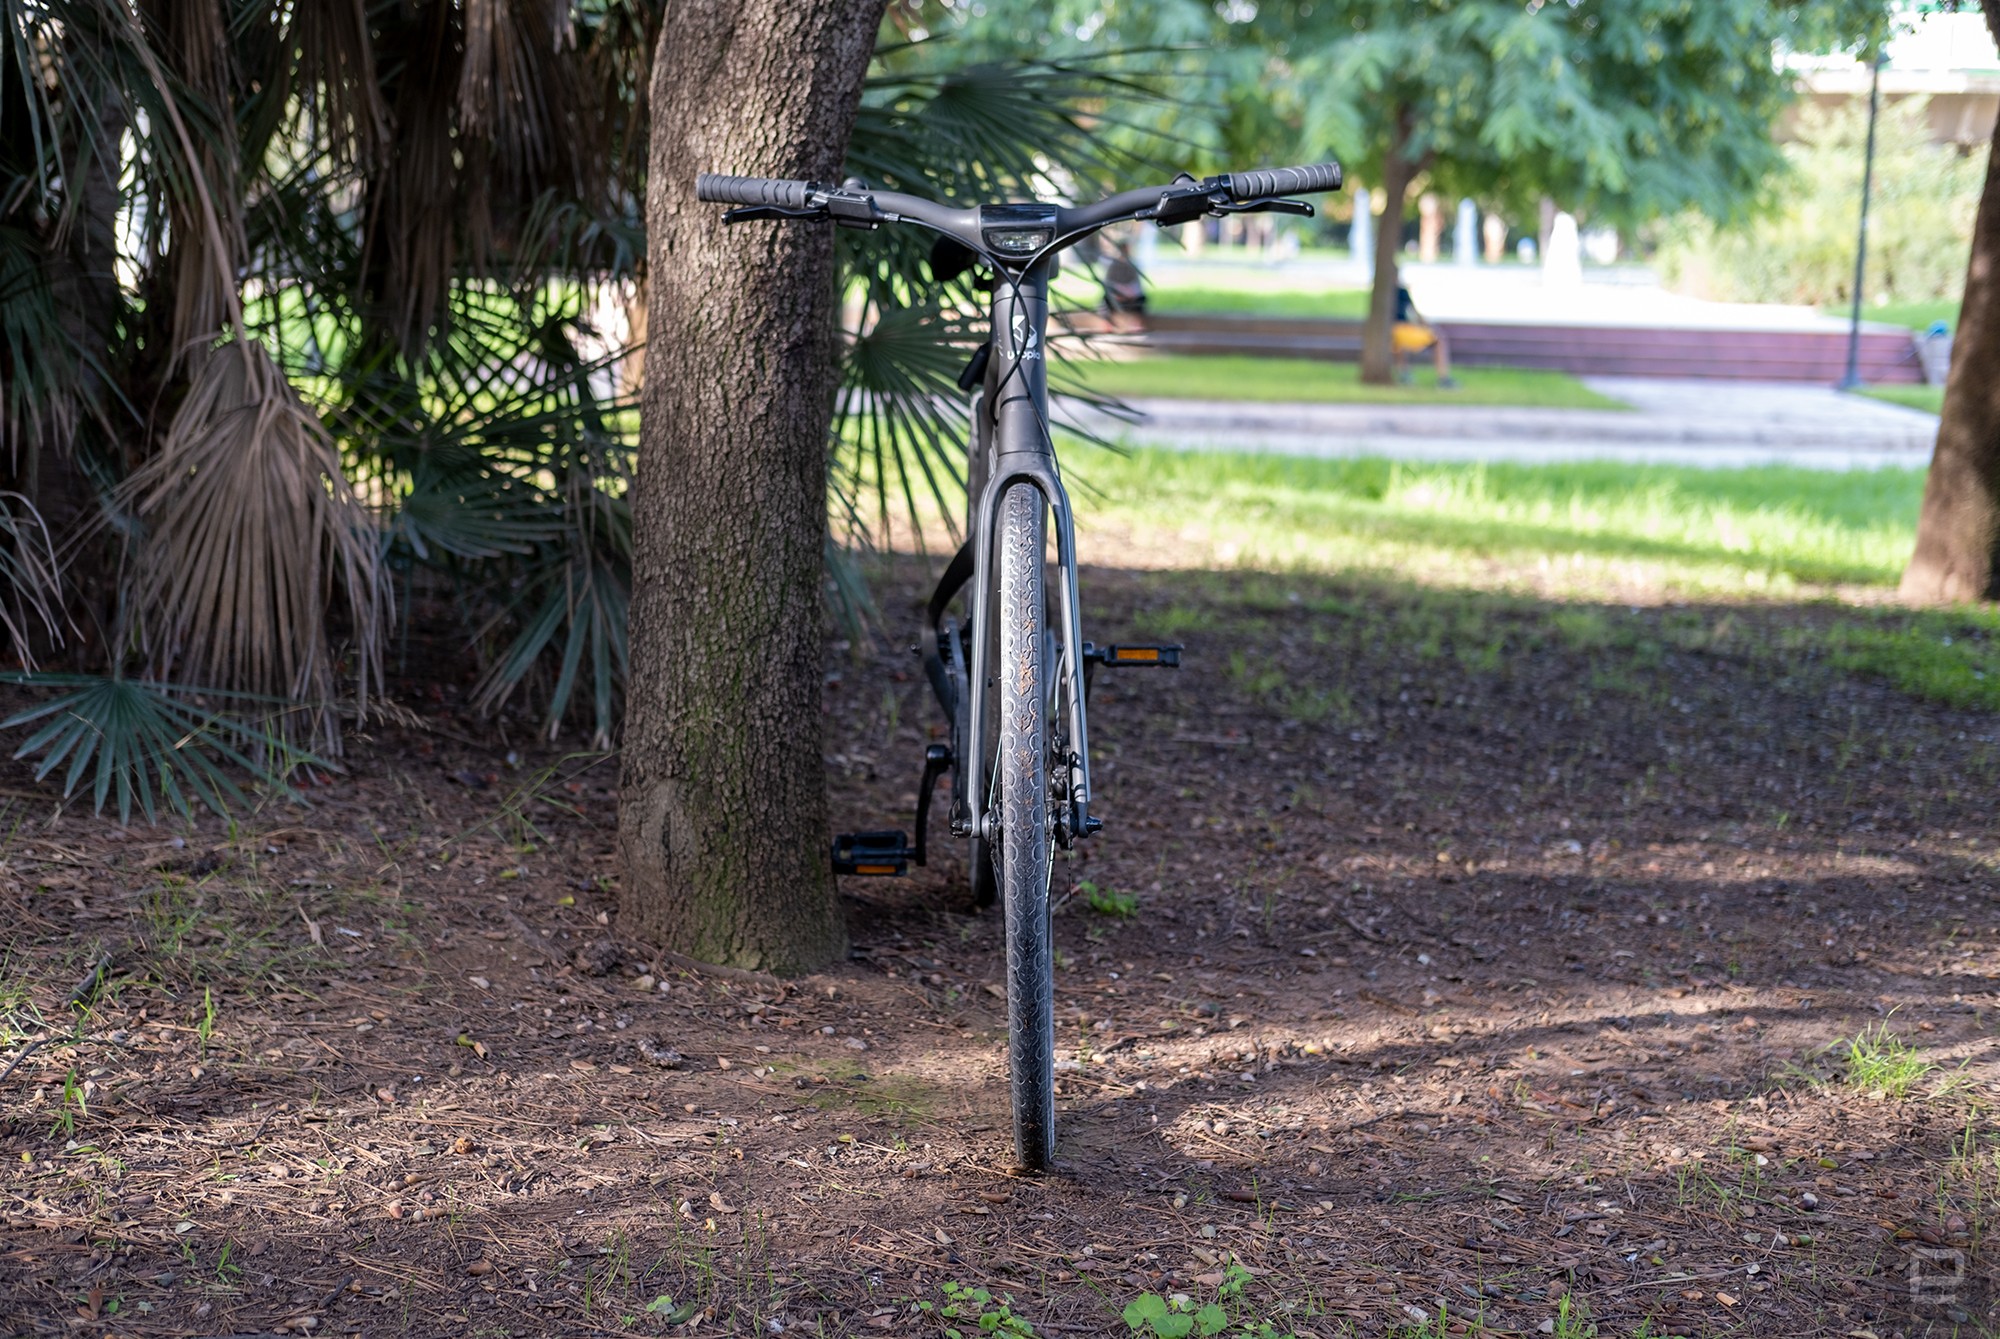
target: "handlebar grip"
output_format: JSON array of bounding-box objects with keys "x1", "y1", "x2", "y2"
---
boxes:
[
  {"x1": 1223, "y1": 162, "x2": 1344, "y2": 201},
  {"x1": 695, "y1": 173, "x2": 815, "y2": 209}
]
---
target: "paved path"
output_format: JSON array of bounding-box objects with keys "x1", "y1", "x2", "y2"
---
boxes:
[{"x1": 1069, "y1": 378, "x2": 1941, "y2": 471}]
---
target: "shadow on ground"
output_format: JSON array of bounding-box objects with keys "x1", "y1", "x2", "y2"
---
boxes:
[{"x1": 1, "y1": 559, "x2": 1997, "y2": 1338}]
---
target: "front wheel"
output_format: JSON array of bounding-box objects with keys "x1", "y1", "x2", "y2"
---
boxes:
[{"x1": 995, "y1": 482, "x2": 1055, "y2": 1170}]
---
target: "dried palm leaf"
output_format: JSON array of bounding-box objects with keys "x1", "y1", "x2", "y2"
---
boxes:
[
  {"x1": 118, "y1": 339, "x2": 385, "y2": 751},
  {"x1": 289, "y1": 0, "x2": 390, "y2": 165},
  {"x1": 0, "y1": 492, "x2": 67, "y2": 667}
]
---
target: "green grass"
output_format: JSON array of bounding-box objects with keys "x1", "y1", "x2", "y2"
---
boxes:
[
  {"x1": 1855, "y1": 385, "x2": 1943, "y2": 415},
  {"x1": 1147, "y1": 285, "x2": 1369, "y2": 319},
  {"x1": 1839, "y1": 1023, "x2": 1933, "y2": 1098},
  {"x1": 1815, "y1": 606, "x2": 2000, "y2": 711},
  {"x1": 1068, "y1": 449, "x2": 1926, "y2": 597},
  {"x1": 1823, "y1": 298, "x2": 1961, "y2": 332},
  {"x1": 1068, "y1": 355, "x2": 1625, "y2": 410}
]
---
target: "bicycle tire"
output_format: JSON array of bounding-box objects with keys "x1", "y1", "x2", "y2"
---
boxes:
[{"x1": 995, "y1": 481, "x2": 1056, "y2": 1171}]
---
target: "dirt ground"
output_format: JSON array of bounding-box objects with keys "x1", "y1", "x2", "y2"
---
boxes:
[{"x1": 2, "y1": 558, "x2": 1997, "y2": 1339}]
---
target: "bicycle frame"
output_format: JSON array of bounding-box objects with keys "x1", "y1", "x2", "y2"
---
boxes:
[
  {"x1": 695, "y1": 162, "x2": 1343, "y2": 876},
  {"x1": 956, "y1": 260, "x2": 1096, "y2": 849}
]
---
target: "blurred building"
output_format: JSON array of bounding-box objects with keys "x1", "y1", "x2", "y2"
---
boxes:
[{"x1": 1787, "y1": 11, "x2": 2000, "y2": 147}]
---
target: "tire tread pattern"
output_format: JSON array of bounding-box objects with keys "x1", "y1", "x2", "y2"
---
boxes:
[{"x1": 995, "y1": 483, "x2": 1054, "y2": 1170}]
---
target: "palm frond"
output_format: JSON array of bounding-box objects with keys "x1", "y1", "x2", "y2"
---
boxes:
[
  {"x1": 0, "y1": 672, "x2": 320, "y2": 825},
  {"x1": 118, "y1": 339, "x2": 386, "y2": 749}
]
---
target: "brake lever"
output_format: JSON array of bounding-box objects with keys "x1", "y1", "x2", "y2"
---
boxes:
[
  {"x1": 1216, "y1": 198, "x2": 1315, "y2": 218},
  {"x1": 722, "y1": 204, "x2": 827, "y2": 225}
]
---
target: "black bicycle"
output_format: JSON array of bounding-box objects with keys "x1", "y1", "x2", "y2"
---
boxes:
[{"x1": 698, "y1": 161, "x2": 1343, "y2": 1170}]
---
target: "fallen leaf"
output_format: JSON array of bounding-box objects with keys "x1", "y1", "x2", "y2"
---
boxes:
[
  {"x1": 1716, "y1": 1291, "x2": 1738, "y2": 1307},
  {"x1": 466, "y1": 1259, "x2": 494, "y2": 1277},
  {"x1": 709, "y1": 1191, "x2": 735, "y2": 1214}
]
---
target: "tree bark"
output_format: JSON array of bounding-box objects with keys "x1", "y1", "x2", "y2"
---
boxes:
[
  {"x1": 617, "y1": 0, "x2": 883, "y2": 973},
  {"x1": 1901, "y1": 10, "x2": 2000, "y2": 604},
  {"x1": 1360, "y1": 109, "x2": 1415, "y2": 385}
]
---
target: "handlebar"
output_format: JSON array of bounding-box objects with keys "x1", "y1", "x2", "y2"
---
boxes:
[
  {"x1": 1224, "y1": 162, "x2": 1343, "y2": 201},
  {"x1": 695, "y1": 173, "x2": 814, "y2": 209},
  {"x1": 695, "y1": 160, "x2": 1344, "y2": 265}
]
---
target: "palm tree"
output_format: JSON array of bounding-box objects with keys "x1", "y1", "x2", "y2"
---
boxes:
[{"x1": 0, "y1": 0, "x2": 1164, "y2": 819}]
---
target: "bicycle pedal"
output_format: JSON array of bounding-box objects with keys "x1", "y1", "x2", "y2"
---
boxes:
[
  {"x1": 1083, "y1": 642, "x2": 1182, "y2": 668},
  {"x1": 831, "y1": 830, "x2": 914, "y2": 877}
]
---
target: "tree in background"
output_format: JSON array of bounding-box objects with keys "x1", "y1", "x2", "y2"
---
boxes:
[
  {"x1": 1265, "y1": 0, "x2": 1888, "y2": 383},
  {"x1": 1660, "y1": 96, "x2": 1985, "y2": 308},
  {"x1": 1901, "y1": 5, "x2": 2000, "y2": 602}
]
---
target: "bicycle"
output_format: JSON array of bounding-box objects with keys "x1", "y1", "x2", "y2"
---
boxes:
[{"x1": 696, "y1": 161, "x2": 1344, "y2": 1170}]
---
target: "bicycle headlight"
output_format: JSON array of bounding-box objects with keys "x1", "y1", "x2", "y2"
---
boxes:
[
  {"x1": 980, "y1": 204, "x2": 1060, "y2": 261},
  {"x1": 986, "y1": 228, "x2": 1051, "y2": 254}
]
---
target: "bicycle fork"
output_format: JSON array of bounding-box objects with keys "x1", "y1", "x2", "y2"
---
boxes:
[{"x1": 954, "y1": 261, "x2": 1096, "y2": 850}]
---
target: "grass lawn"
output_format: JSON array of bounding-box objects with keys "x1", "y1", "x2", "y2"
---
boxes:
[
  {"x1": 1066, "y1": 354, "x2": 1624, "y2": 409},
  {"x1": 1855, "y1": 384, "x2": 1944, "y2": 414},
  {"x1": 1147, "y1": 285, "x2": 1369, "y2": 318},
  {"x1": 1061, "y1": 447, "x2": 2000, "y2": 711},
  {"x1": 1821, "y1": 297, "x2": 1961, "y2": 332}
]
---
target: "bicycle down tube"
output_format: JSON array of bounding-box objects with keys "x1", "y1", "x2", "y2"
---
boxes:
[{"x1": 957, "y1": 259, "x2": 1094, "y2": 852}]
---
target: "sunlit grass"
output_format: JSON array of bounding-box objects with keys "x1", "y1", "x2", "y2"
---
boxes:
[
  {"x1": 1066, "y1": 448, "x2": 1923, "y2": 594},
  {"x1": 845, "y1": 437, "x2": 2000, "y2": 712},
  {"x1": 1147, "y1": 285, "x2": 1369, "y2": 318},
  {"x1": 1069, "y1": 355, "x2": 1623, "y2": 409},
  {"x1": 1822, "y1": 297, "x2": 1960, "y2": 332},
  {"x1": 1839, "y1": 1023, "x2": 1934, "y2": 1098},
  {"x1": 1855, "y1": 384, "x2": 1943, "y2": 415}
]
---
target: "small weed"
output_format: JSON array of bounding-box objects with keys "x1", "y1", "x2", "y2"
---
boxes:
[
  {"x1": 48, "y1": 1068, "x2": 85, "y2": 1139},
  {"x1": 1841, "y1": 1022, "x2": 1932, "y2": 1098},
  {"x1": 646, "y1": 1293, "x2": 696, "y2": 1325},
  {"x1": 1079, "y1": 881, "x2": 1137, "y2": 919},
  {"x1": 922, "y1": 1281, "x2": 1038, "y2": 1337},
  {"x1": 196, "y1": 987, "x2": 218, "y2": 1056},
  {"x1": 1122, "y1": 1264, "x2": 1303, "y2": 1339},
  {"x1": 1549, "y1": 1294, "x2": 1596, "y2": 1339}
]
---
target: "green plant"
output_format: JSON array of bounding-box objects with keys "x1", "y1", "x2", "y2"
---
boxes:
[
  {"x1": 49, "y1": 1067, "x2": 85, "y2": 1139},
  {"x1": 0, "y1": 674, "x2": 324, "y2": 824},
  {"x1": 1549, "y1": 1294, "x2": 1596, "y2": 1339},
  {"x1": 1124, "y1": 1293, "x2": 1227, "y2": 1338},
  {"x1": 1080, "y1": 881, "x2": 1138, "y2": 919},
  {"x1": 1661, "y1": 97, "x2": 1981, "y2": 309},
  {"x1": 1841, "y1": 1022, "x2": 1933, "y2": 1098},
  {"x1": 196, "y1": 987, "x2": 218, "y2": 1056},
  {"x1": 921, "y1": 1282, "x2": 1039, "y2": 1338},
  {"x1": 646, "y1": 1293, "x2": 696, "y2": 1325},
  {"x1": 1122, "y1": 1264, "x2": 1303, "y2": 1339}
]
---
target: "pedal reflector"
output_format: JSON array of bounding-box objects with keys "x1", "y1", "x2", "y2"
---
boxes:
[{"x1": 1085, "y1": 643, "x2": 1182, "y2": 668}]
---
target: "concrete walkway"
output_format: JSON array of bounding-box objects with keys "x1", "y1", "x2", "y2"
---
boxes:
[{"x1": 1069, "y1": 378, "x2": 1941, "y2": 471}]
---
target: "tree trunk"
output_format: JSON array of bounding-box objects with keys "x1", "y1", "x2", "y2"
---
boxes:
[
  {"x1": 1901, "y1": 15, "x2": 2000, "y2": 605},
  {"x1": 1360, "y1": 109, "x2": 1414, "y2": 385},
  {"x1": 617, "y1": 0, "x2": 883, "y2": 974}
]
